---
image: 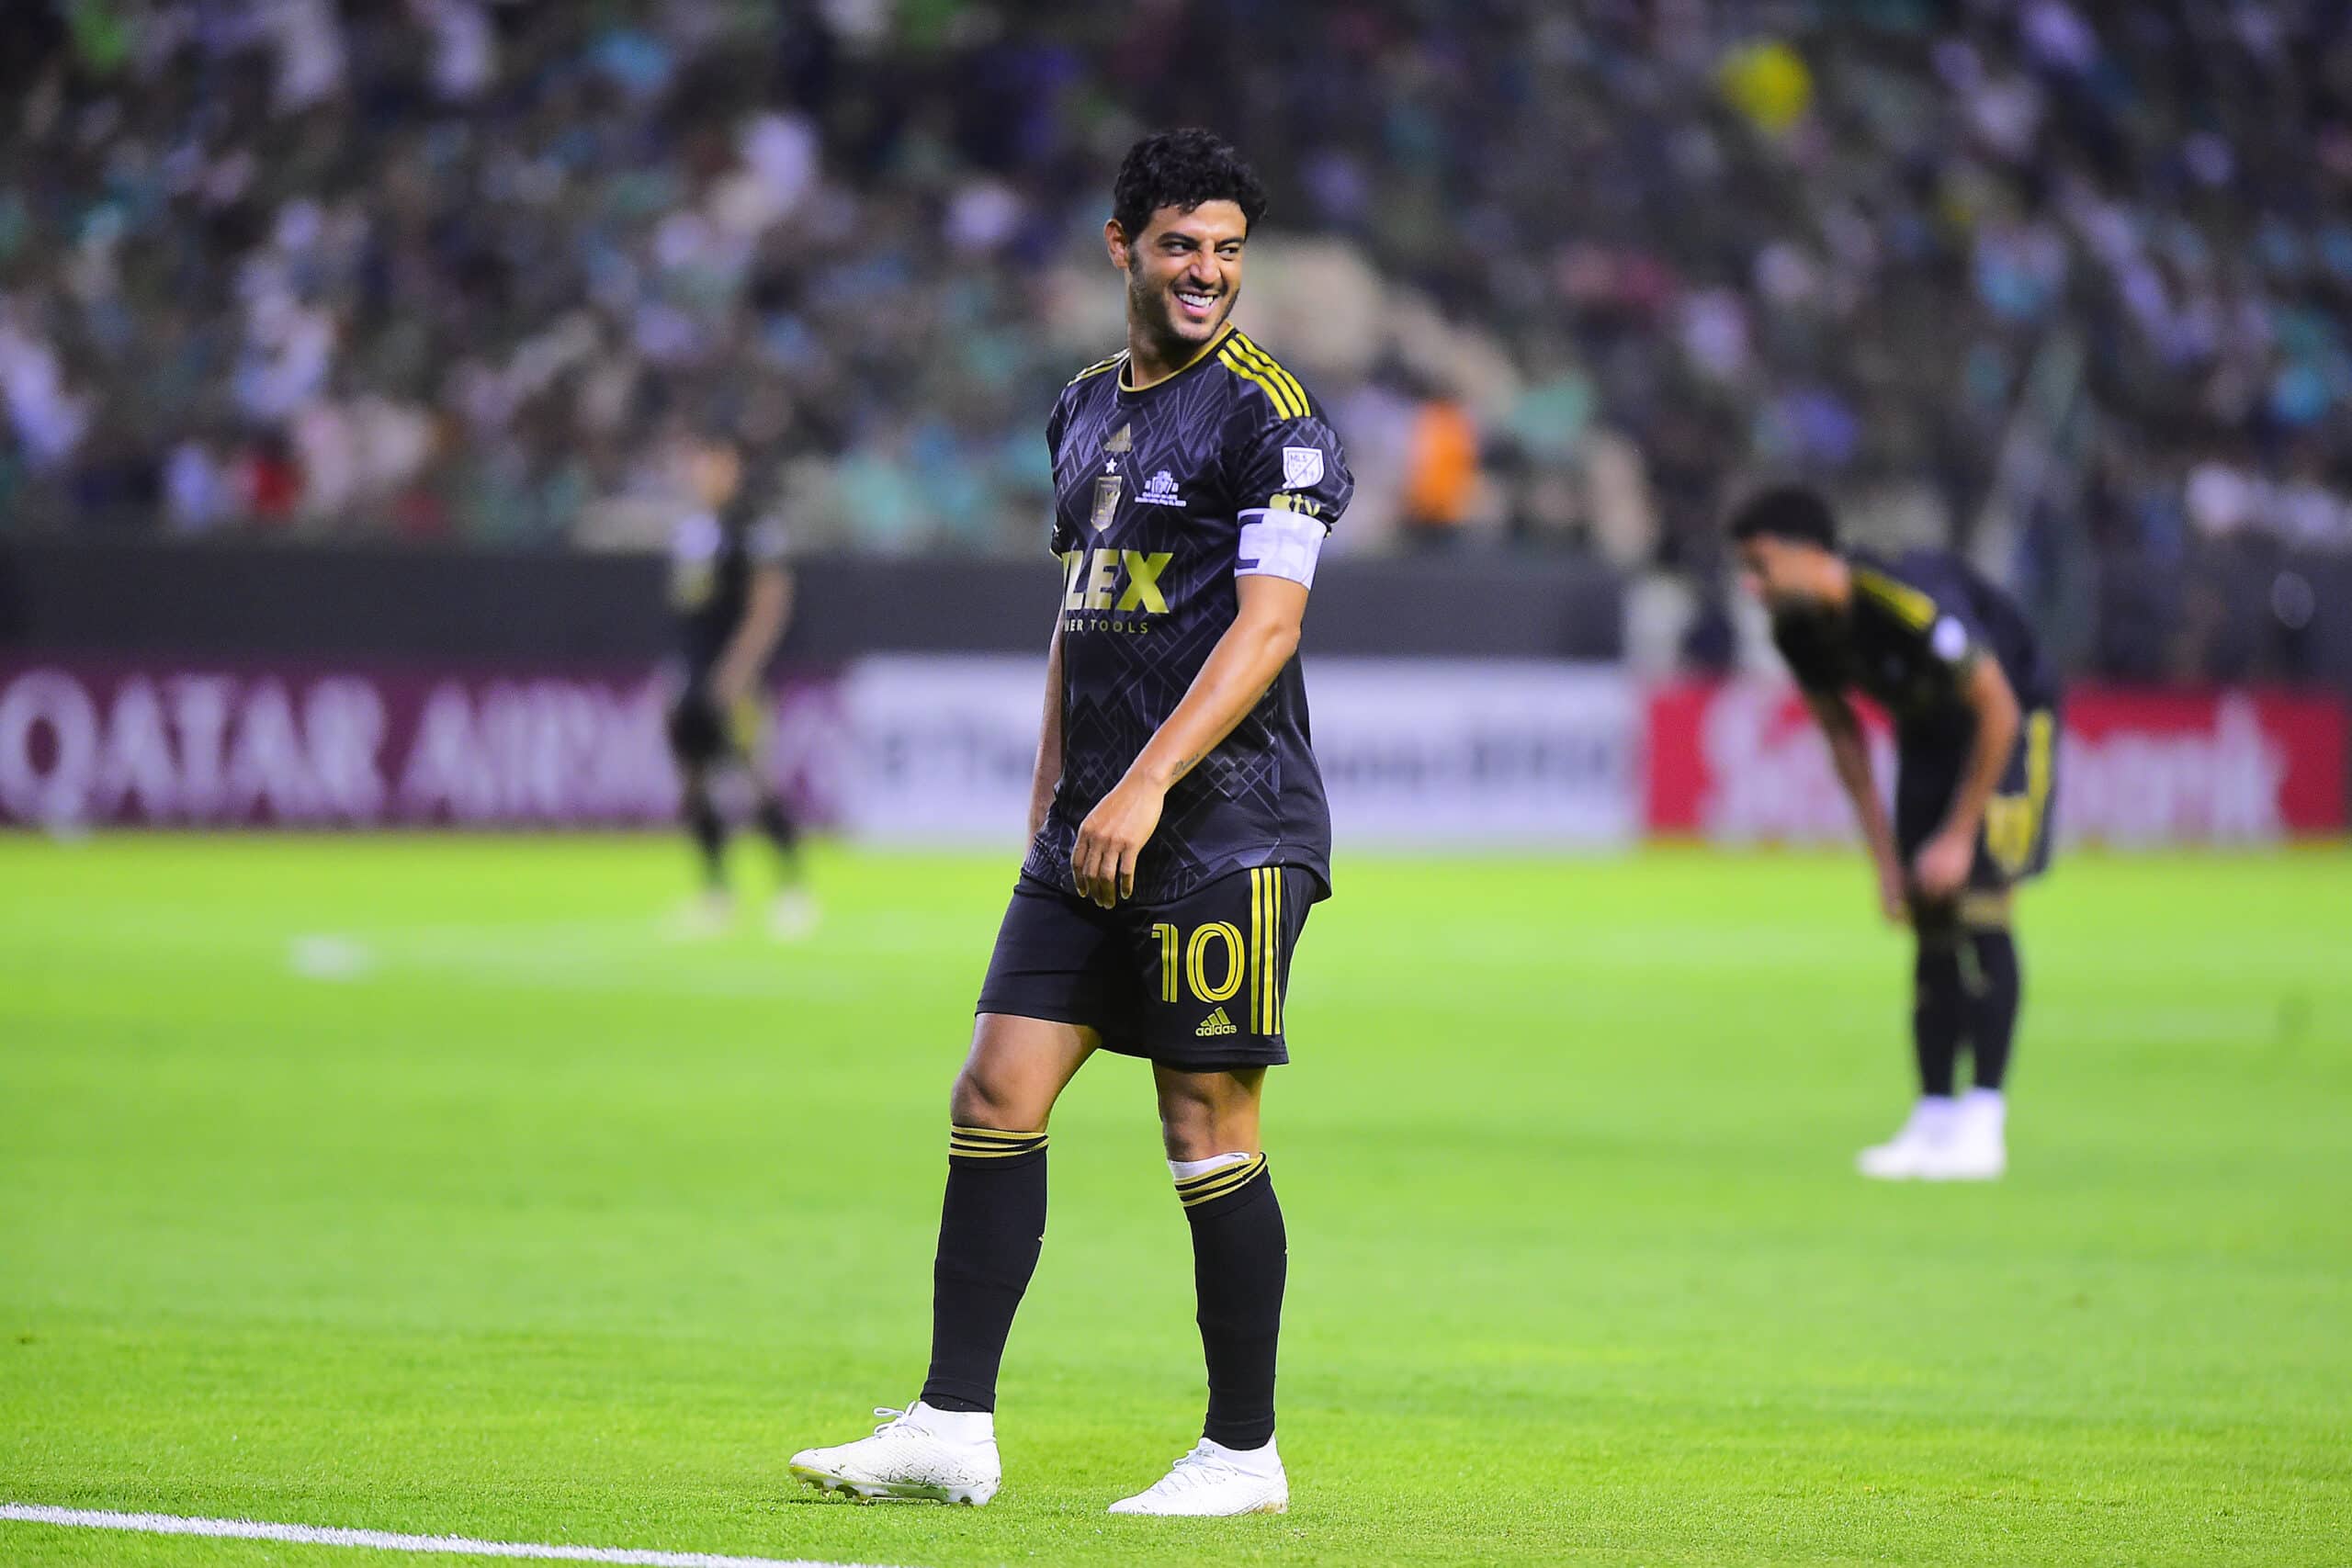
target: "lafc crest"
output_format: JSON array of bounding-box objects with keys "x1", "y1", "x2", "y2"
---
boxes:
[
  {"x1": 1090, "y1": 474, "x2": 1124, "y2": 531},
  {"x1": 1091, "y1": 423, "x2": 1133, "y2": 531}
]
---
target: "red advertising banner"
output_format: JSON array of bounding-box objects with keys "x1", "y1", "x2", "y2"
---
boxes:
[
  {"x1": 0, "y1": 660, "x2": 842, "y2": 830},
  {"x1": 1645, "y1": 680, "x2": 2350, "y2": 844}
]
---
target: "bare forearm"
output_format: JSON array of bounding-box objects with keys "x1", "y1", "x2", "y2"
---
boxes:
[
  {"x1": 1028, "y1": 625, "x2": 1066, "y2": 839},
  {"x1": 1128, "y1": 612, "x2": 1298, "y2": 791},
  {"x1": 1828, "y1": 728, "x2": 1900, "y2": 867},
  {"x1": 1811, "y1": 696, "x2": 1896, "y2": 867},
  {"x1": 714, "y1": 571, "x2": 791, "y2": 694}
]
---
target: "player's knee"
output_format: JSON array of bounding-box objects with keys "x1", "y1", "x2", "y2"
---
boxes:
[
  {"x1": 1156, "y1": 1073, "x2": 1261, "y2": 1160},
  {"x1": 1159, "y1": 1108, "x2": 1225, "y2": 1163},
  {"x1": 949, "y1": 1064, "x2": 1042, "y2": 1132}
]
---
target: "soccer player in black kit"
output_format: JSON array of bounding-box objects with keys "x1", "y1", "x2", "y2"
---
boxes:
[
  {"x1": 1730, "y1": 486, "x2": 2060, "y2": 1181},
  {"x1": 662, "y1": 432, "x2": 814, "y2": 940},
  {"x1": 790, "y1": 130, "x2": 1350, "y2": 1516}
]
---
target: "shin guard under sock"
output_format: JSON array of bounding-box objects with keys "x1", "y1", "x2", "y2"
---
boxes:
[{"x1": 920, "y1": 1128, "x2": 1047, "y2": 1414}]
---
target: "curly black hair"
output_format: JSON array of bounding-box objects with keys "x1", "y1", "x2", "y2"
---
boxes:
[
  {"x1": 1110, "y1": 129, "x2": 1269, "y2": 243},
  {"x1": 1727, "y1": 484, "x2": 1839, "y2": 550}
]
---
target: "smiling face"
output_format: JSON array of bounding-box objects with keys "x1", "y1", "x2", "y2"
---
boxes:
[{"x1": 1107, "y1": 198, "x2": 1248, "y2": 372}]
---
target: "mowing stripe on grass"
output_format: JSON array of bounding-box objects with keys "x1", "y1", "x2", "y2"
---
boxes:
[{"x1": 0, "y1": 1505, "x2": 909, "y2": 1568}]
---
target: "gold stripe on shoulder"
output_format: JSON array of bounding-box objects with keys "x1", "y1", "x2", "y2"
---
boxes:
[
  {"x1": 1231, "y1": 333, "x2": 1311, "y2": 417},
  {"x1": 1228, "y1": 336, "x2": 1307, "y2": 419},
  {"x1": 1065, "y1": 352, "x2": 1126, "y2": 387},
  {"x1": 1216, "y1": 346, "x2": 1286, "y2": 415},
  {"x1": 1853, "y1": 568, "x2": 1937, "y2": 631},
  {"x1": 1217, "y1": 344, "x2": 1304, "y2": 420}
]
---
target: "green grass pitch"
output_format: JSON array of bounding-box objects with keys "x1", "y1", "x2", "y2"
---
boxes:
[{"x1": 2, "y1": 834, "x2": 2347, "y2": 1566}]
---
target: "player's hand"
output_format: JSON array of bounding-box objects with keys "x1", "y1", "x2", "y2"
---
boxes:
[
  {"x1": 1911, "y1": 829, "x2": 1973, "y2": 903},
  {"x1": 1071, "y1": 774, "x2": 1166, "y2": 908},
  {"x1": 1876, "y1": 858, "x2": 1910, "y2": 925}
]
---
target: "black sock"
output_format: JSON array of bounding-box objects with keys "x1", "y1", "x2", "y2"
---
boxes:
[
  {"x1": 1964, "y1": 927, "x2": 2021, "y2": 1090},
  {"x1": 1176, "y1": 1155, "x2": 1284, "y2": 1450},
  {"x1": 755, "y1": 797, "x2": 803, "y2": 879},
  {"x1": 919, "y1": 1128, "x2": 1047, "y2": 1414},
  {"x1": 685, "y1": 793, "x2": 727, "y2": 888},
  {"x1": 1913, "y1": 928, "x2": 1964, "y2": 1099}
]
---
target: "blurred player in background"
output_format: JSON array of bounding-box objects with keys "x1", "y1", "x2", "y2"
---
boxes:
[
  {"x1": 1731, "y1": 486, "x2": 2060, "y2": 1181},
  {"x1": 663, "y1": 432, "x2": 815, "y2": 940},
  {"x1": 789, "y1": 130, "x2": 1352, "y2": 1517}
]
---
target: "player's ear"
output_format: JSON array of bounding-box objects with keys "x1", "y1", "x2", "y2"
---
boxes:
[{"x1": 1104, "y1": 219, "x2": 1129, "y2": 271}]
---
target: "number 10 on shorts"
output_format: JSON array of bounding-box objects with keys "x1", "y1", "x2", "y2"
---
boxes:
[{"x1": 1150, "y1": 870, "x2": 1287, "y2": 1033}]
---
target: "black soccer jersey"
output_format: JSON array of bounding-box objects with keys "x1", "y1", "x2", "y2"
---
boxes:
[
  {"x1": 1023, "y1": 327, "x2": 1354, "y2": 904},
  {"x1": 669, "y1": 504, "x2": 790, "y2": 678},
  {"x1": 1772, "y1": 547, "x2": 2059, "y2": 752}
]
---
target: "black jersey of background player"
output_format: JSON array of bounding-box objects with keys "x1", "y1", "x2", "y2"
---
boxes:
[
  {"x1": 1771, "y1": 547, "x2": 2060, "y2": 751},
  {"x1": 1023, "y1": 329, "x2": 1354, "y2": 905},
  {"x1": 668, "y1": 502, "x2": 789, "y2": 676}
]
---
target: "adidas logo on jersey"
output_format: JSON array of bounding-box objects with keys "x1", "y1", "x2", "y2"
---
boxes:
[
  {"x1": 1138, "y1": 469, "x2": 1186, "y2": 506},
  {"x1": 1195, "y1": 1007, "x2": 1238, "y2": 1037}
]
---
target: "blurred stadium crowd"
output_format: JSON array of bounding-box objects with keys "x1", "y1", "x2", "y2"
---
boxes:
[{"x1": 2, "y1": 3, "x2": 2349, "y2": 614}]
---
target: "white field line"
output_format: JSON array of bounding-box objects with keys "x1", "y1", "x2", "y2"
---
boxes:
[{"x1": 0, "y1": 1503, "x2": 909, "y2": 1568}]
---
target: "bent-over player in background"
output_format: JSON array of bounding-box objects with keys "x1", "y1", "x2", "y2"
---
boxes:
[
  {"x1": 789, "y1": 129, "x2": 1351, "y2": 1516},
  {"x1": 1730, "y1": 486, "x2": 2060, "y2": 1180},
  {"x1": 662, "y1": 432, "x2": 815, "y2": 940}
]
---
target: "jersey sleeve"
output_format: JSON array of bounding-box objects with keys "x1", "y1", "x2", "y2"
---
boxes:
[
  {"x1": 1043, "y1": 389, "x2": 1073, "y2": 558},
  {"x1": 1856, "y1": 562, "x2": 1983, "y2": 693},
  {"x1": 1226, "y1": 396, "x2": 1353, "y2": 588},
  {"x1": 1227, "y1": 406, "x2": 1354, "y2": 532}
]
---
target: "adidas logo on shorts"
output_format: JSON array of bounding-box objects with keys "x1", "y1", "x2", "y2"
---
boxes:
[{"x1": 1195, "y1": 1007, "x2": 1238, "y2": 1038}]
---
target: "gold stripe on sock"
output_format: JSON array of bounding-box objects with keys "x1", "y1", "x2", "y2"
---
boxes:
[
  {"x1": 950, "y1": 1125, "x2": 1047, "y2": 1158},
  {"x1": 1175, "y1": 1153, "x2": 1267, "y2": 1208}
]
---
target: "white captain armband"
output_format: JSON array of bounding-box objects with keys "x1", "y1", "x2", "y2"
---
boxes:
[{"x1": 1235, "y1": 507, "x2": 1327, "y2": 588}]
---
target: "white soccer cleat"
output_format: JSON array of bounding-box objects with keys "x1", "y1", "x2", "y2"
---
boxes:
[
  {"x1": 1920, "y1": 1089, "x2": 2007, "y2": 1181},
  {"x1": 1108, "y1": 1437, "x2": 1288, "y2": 1517},
  {"x1": 788, "y1": 1403, "x2": 1001, "y2": 1506},
  {"x1": 769, "y1": 886, "x2": 820, "y2": 942},
  {"x1": 1857, "y1": 1097, "x2": 1958, "y2": 1180}
]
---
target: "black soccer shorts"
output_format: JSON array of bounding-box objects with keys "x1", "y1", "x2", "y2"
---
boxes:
[
  {"x1": 664, "y1": 683, "x2": 766, "y2": 769},
  {"x1": 975, "y1": 863, "x2": 1315, "y2": 1069},
  {"x1": 1895, "y1": 704, "x2": 2060, "y2": 894}
]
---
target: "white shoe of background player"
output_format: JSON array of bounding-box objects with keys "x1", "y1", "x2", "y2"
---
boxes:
[
  {"x1": 1856, "y1": 1096, "x2": 1958, "y2": 1180},
  {"x1": 769, "y1": 886, "x2": 820, "y2": 942},
  {"x1": 788, "y1": 1402, "x2": 1001, "y2": 1505},
  {"x1": 662, "y1": 889, "x2": 734, "y2": 940},
  {"x1": 1920, "y1": 1089, "x2": 2007, "y2": 1181},
  {"x1": 1108, "y1": 1436, "x2": 1288, "y2": 1516}
]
